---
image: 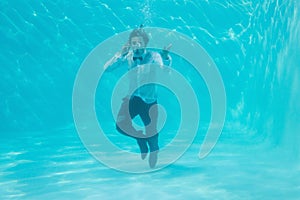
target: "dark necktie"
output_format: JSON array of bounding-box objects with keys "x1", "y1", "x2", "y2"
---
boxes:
[{"x1": 133, "y1": 56, "x2": 143, "y2": 62}]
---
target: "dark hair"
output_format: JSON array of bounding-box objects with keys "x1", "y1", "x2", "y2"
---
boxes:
[{"x1": 129, "y1": 27, "x2": 149, "y2": 45}]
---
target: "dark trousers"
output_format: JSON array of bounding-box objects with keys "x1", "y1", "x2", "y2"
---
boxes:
[{"x1": 116, "y1": 96, "x2": 159, "y2": 152}]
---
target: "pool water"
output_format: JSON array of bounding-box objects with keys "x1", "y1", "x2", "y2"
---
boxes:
[{"x1": 1, "y1": 0, "x2": 299, "y2": 199}]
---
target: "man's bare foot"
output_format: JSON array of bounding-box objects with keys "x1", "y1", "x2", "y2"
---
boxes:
[
  {"x1": 137, "y1": 138, "x2": 148, "y2": 160},
  {"x1": 149, "y1": 151, "x2": 158, "y2": 168}
]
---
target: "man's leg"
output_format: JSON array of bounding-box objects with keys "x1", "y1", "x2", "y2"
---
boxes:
[
  {"x1": 116, "y1": 96, "x2": 142, "y2": 138},
  {"x1": 140, "y1": 101, "x2": 159, "y2": 168},
  {"x1": 116, "y1": 96, "x2": 148, "y2": 159},
  {"x1": 142, "y1": 102, "x2": 159, "y2": 151},
  {"x1": 146, "y1": 119, "x2": 159, "y2": 168},
  {"x1": 147, "y1": 134, "x2": 159, "y2": 168},
  {"x1": 136, "y1": 138, "x2": 148, "y2": 160},
  {"x1": 129, "y1": 96, "x2": 148, "y2": 159}
]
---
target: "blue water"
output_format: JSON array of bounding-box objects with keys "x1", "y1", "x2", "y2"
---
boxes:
[{"x1": 1, "y1": 0, "x2": 300, "y2": 199}]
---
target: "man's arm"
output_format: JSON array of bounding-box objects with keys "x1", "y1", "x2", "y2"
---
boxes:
[
  {"x1": 103, "y1": 43, "x2": 131, "y2": 72},
  {"x1": 103, "y1": 52, "x2": 126, "y2": 72},
  {"x1": 160, "y1": 43, "x2": 172, "y2": 67}
]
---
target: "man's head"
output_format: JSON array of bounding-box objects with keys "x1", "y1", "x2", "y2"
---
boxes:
[{"x1": 129, "y1": 27, "x2": 149, "y2": 56}]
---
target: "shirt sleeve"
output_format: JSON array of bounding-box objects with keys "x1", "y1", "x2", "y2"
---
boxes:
[
  {"x1": 103, "y1": 52, "x2": 129, "y2": 72},
  {"x1": 156, "y1": 51, "x2": 172, "y2": 67},
  {"x1": 152, "y1": 52, "x2": 164, "y2": 67},
  {"x1": 163, "y1": 54, "x2": 172, "y2": 67}
]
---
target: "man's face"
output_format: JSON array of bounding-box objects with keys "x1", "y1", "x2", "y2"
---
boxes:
[{"x1": 130, "y1": 36, "x2": 146, "y2": 56}]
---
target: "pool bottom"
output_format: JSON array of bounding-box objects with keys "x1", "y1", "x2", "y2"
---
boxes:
[{"x1": 0, "y1": 127, "x2": 299, "y2": 200}]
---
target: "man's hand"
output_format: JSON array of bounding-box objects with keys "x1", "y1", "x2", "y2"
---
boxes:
[
  {"x1": 103, "y1": 42, "x2": 131, "y2": 71},
  {"x1": 121, "y1": 42, "x2": 131, "y2": 56},
  {"x1": 160, "y1": 43, "x2": 172, "y2": 60}
]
